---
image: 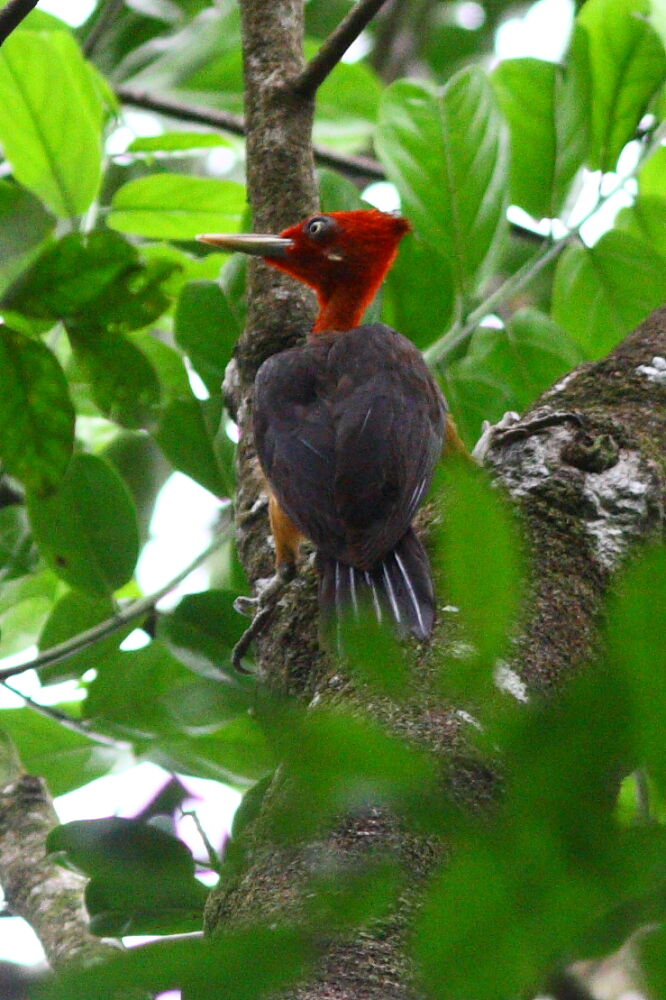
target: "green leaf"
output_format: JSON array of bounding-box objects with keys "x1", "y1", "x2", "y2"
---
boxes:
[
  {"x1": 318, "y1": 168, "x2": 366, "y2": 213},
  {"x1": 0, "y1": 569, "x2": 60, "y2": 658},
  {"x1": 551, "y1": 229, "x2": 666, "y2": 357},
  {"x1": 128, "y1": 131, "x2": 231, "y2": 153},
  {"x1": 158, "y1": 589, "x2": 246, "y2": 678},
  {"x1": 0, "y1": 506, "x2": 37, "y2": 582},
  {"x1": 382, "y1": 232, "x2": 456, "y2": 349},
  {"x1": 0, "y1": 708, "x2": 127, "y2": 796},
  {"x1": 314, "y1": 57, "x2": 382, "y2": 151},
  {"x1": 0, "y1": 180, "x2": 54, "y2": 297},
  {"x1": 108, "y1": 175, "x2": 246, "y2": 240},
  {"x1": 606, "y1": 546, "x2": 666, "y2": 788},
  {"x1": 376, "y1": 69, "x2": 509, "y2": 303},
  {"x1": 156, "y1": 397, "x2": 232, "y2": 497},
  {"x1": 36, "y1": 926, "x2": 313, "y2": 1000},
  {"x1": 175, "y1": 281, "x2": 240, "y2": 393},
  {"x1": 68, "y1": 327, "x2": 162, "y2": 429},
  {"x1": 434, "y1": 458, "x2": 524, "y2": 671},
  {"x1": 616, "y1": 196, "x2": 666, "y2": 258},
  {"x1": 0, "y1": 325, "x2": 74, "y2": 494},
  {"x1": 492, "y1": 54, "x2": 589, "y2": 219},
  {"x1": 577, "y1": 0, "x2": 666, "y2": 171},
  {"x1": 6, "y1": 230, "x2": 176, "y2": 333},
  {"x1": 443, "y1": 310, "x2": 585, "y2": 446},
  {"x1": 0, "y1": 30, "x2": 103, "y2": 217},
  {"x1": 48, "y1": 818, "x2": 208, "y2": 936},
  {"x1": 38, "y1": 592, "x2": 124, "y2": 684},
  {"x1": 27, "y1": 453, "x2": 140, "y2": 596}
]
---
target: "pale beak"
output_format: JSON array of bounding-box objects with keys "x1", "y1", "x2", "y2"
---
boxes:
[{"x1": 196, "y1": 233, "x2": 294, "y2": 258}]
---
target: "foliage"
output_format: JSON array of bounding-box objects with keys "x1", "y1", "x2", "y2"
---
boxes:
[{"x1": 0, "y1": 0, "x2": 663, "y2": 997}]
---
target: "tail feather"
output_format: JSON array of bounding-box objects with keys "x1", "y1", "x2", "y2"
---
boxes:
[{"x1": 317, "y1": 529, "x2": 436, "y2": 640}]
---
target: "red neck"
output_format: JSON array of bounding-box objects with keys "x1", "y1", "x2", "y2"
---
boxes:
[{"x1": 310, "y1": 252, "x2": 399, "y2": 336}]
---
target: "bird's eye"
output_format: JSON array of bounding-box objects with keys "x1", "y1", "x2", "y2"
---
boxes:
[{"x1": 305, "y1": 216, "x2": 333, "y2": 240}]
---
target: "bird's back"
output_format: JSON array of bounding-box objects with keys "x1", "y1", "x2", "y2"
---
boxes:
[{"x1": 253, "y1": 323, "x2": 447, "y2": 637}]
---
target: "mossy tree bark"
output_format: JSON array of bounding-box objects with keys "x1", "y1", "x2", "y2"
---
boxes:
[{"x1": 206, "y1": 1, "x2": 666, "y2": 995}]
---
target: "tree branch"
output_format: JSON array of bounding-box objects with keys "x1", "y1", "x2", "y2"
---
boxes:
[
  {"x1": 0, "y1": 0, "x2": 38, "y2": 46},
  {"x1": 115, "y1": 85, "x2": 384, "y2": 180},
  {"x1": 0, "y1": 774, "x2": 117, "y2": 969},
  {"x1": 0, "y1": 507, "x2": 233, "y2": 683},
  {"x1": 293, "y1": 0, "x2": 392, "y2": 97},
  {"x1": 1, "y1": 681, "x2": 131, "y2": 750}
]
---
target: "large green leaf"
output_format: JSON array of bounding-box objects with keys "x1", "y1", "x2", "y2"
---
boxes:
[
  {"x1": 156, "y1": 397, "x2": 232, "y2": 497},
  {"x1": 108, "y1": 175, "x2": 246, "y2": 240},
  {"x1": 616, "y1": 147, "x2": 666, "y2": 257},
  {"x1": 38, "y1": 592, "x2": 124, "y2": 684},
  {"x1": 0, "y1": 506, "x2": 37, "y2": 583},
  {"x1": 5, "y1": 230, "x2": 176, "y2": 333},
  {"x1": 175, "y1": 281, "x2": 240, "y2": 394},
  {"x1": 0, "y1": 30, "x2": 104, "y2": 217},
  {"x1": 0, "y1": 181, "x2": 54, "y2": 297},
  {"x1": 158, "y1": 589, "x2": 246, "y2": 678},
  {"x1": 0, "y1": 325, "x2": 74, "y2": 494},
  {"x1": 376, "y1": 69, "x2": 509, "y2": 303},
  {"x1": 0, "y1": 569, "x2": 60, "y2": 658},
  {"x1": 443, "y1": 309, "x2": 585, "y2": 446},
  {"x1": 382, "y1": 232, "x2": 455, "y2": 349},
  {"x1": 37, "y1": 926, "x2": 312, "y2": 1000},
  {"x1": 27, "y1": 453, "x2": 140, "y2": 596},
  {"x1": 314, "y1": 57, "x2": 382, "y2": 151},
  {"x1": 551, "y1": 229, "x2": 666, "y2": 357},
  {"x1": 577, "y1": 0, "x2": 666, "y2": 171},
  {"x1": 48, "y1": 818, "x2": 208, "y2": 936},
  {"x1": 492, "y1": 52, "x2": 589, "y2": 219},
  {"x1": 67, "y1": 327, "x2": 162, "y2": 429},
  {"x1": 0, "y1": 708, "x2": 128, "y2": 796}
]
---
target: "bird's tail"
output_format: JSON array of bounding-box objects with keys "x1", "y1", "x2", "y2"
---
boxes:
[{"x1": 317, "y1": 528, "x2": 436, "y2": 640}]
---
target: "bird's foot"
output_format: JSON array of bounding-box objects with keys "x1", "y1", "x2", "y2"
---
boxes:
[
  {"x1": 473, "y1": 410, "x2": 584, "y2": 464},
  {"x1": 231, "y1": 564, "x2": 296, "y2": 672},
  {"x1": 472, "y1": 411, "x2": 521, "y2": 464}
]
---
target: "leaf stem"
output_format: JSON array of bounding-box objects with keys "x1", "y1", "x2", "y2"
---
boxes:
[
  {"x1": 1, "y1": 680, "x2": 131, "y2": 749},
  {"x1": 0, "y1": 506, "x2": 233, "y2": 682}
]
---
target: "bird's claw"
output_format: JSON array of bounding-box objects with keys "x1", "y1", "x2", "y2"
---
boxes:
[
  {"x1": 472, "y1": 411, "x2": 521, "y2": 464},
  {"x1": 231, "y1": 564, "x2": 297, "y2": 671}
]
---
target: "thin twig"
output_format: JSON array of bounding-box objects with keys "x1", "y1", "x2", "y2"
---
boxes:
[
  {"x1": 0, "y1": 506, "x2": 233, "y2": 682},
  {"x1": 1, "y1": 680, "x2": 131, "y2": 749},
  {"x1": 0, "y1": 0, "x2": 39, "y2": 46},
  {"x1": 116, "y1": 85, "x2": 385, "y2": 179},
  {"x1": 293, "y1": 0, "x2": 392, "y2": 97}
]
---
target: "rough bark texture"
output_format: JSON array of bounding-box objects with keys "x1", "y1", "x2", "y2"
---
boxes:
[
  {"x1": 0, "y1": 774, "x2": 117, "y2": 970},
  {"x1": 205, "y1": 2, "x2": 666, "y2": 997},
  {"x1": 222, "y1": 0, "x2": 325, "y2": 697}
]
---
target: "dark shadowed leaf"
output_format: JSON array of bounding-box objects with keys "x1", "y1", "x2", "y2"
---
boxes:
[
  {"x1": 0, "y1": 181, "x2": 54, "y2": 297},
  {"x1": 0, "y1": 326, "x2": 74, "y2": 494},
  {"x1": 47, "y1": 817, "x2": 208, "y2": 935},
  {"x1": 158, "y1": 589, "x2": 246, "y2": 677},
  {"x1": 26, "y1": 453, "x2": 140, "y2": 596}
]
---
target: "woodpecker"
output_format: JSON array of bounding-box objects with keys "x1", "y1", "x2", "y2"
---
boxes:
[{"x1": 199, "y1": 209, "x2": 448, "y2": 639}]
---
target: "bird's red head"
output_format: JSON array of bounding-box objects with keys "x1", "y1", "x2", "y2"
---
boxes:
[{"x1": 199, "y1": 209, "x2": 411, "y2": 334}]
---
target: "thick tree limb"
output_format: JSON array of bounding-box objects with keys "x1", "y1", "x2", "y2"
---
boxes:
[
  {"x1": 0, "y1": 0, "x2": 38, "y2": 46},
  {"x1": 293, "y1": 0, "x2": 392, "y2": 97},
  {"x1": 0, "y1": 774, "x2": 117, "y2": 969}
]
